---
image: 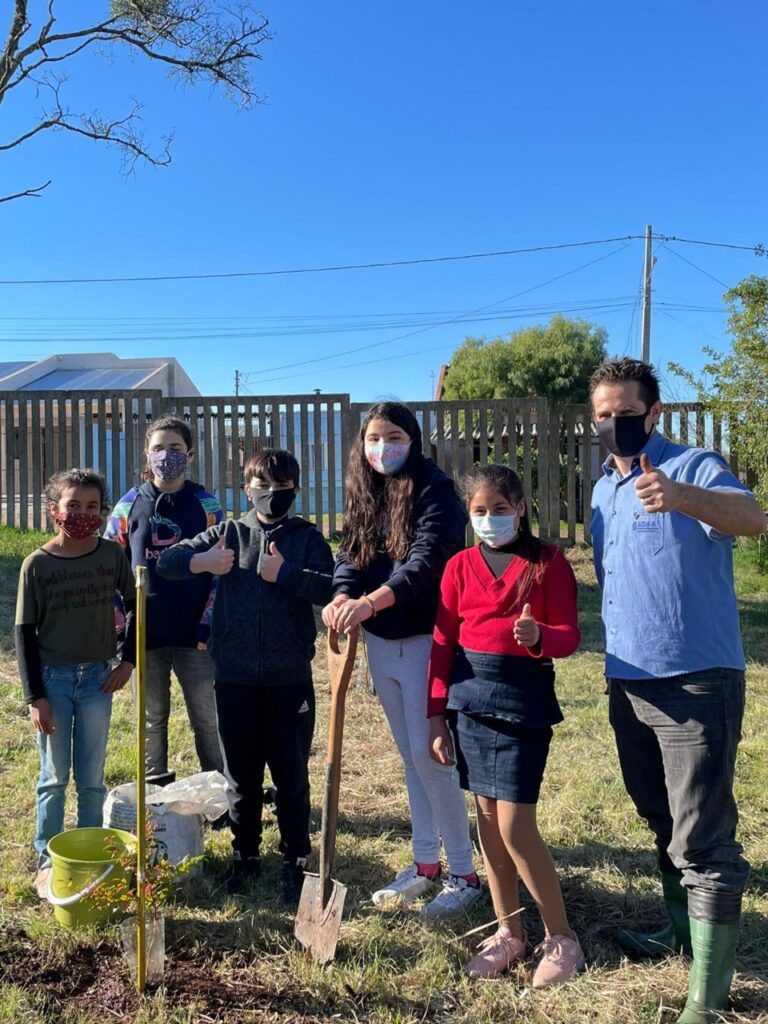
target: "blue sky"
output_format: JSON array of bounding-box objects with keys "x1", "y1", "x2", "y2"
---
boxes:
[{"x1": 2, "y1": 0, "x2": 767, "y2": 400}]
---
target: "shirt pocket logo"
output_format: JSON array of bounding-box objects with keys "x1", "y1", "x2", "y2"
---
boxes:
[{"x1": 632, "y1": 513, "x2": 664, "y2": 554}]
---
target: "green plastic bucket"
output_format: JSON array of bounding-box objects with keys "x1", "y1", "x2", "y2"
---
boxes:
[{"x1": 46, "y1": 827, "x2": 136, "y2": 929}]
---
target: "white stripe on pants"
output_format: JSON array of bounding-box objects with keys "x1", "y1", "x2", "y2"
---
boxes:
[{"x1": 364, "y1": 631, "x2": 474, "y2": 875}]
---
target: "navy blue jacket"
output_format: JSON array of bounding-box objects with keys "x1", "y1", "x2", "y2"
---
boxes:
[
  {"x1": 157, "y1": 513, "x2": 334, "y2": 686},
  {"x1": 333, "y1": 458, "x2": 467, "y2": 640},
  {"x1": 105, "y1": 480, "x2": 223, "y2": 649}
]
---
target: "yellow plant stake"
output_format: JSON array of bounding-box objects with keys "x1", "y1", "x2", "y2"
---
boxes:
[{"x1": 134, "y1": 566, "x2": 148, "y2": 992}]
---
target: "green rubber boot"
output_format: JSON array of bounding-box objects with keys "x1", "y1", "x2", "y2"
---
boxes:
[
  {"x1": 676, "y1": 918, "x2": 740, "y2": 1024},
  {"x1": 617, "y1": 872, "x2": 692, "y2": 958}
]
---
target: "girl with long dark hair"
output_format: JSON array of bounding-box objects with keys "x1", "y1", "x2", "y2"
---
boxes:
[{"x1": 323, "y1": 402, "x2": 481, "y2": 919}]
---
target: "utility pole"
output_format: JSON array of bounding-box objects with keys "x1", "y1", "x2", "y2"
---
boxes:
[
  {"x1": 640, "y1": 224, "x2": 653, "y2": 363},
  {"x1": 234, "y1": 370, "x2": 240, "y2": 397}
]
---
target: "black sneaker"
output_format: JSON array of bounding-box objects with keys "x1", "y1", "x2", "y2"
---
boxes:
[
  {"x1": 146, "y1": 770, "x2": 176, "y2": 788},
  {"x1": 209, "y1": 810, "x2": 232, "y2": 832},
  {"x1": 281, "y1": 858, "x2": 307, "y2": 906},
  {"x1": 225, "y1": 855, "x2": 261, "y2": 895}
]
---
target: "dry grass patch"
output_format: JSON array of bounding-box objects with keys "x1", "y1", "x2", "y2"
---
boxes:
[{"x1": 1, "y1": 529, "x2": 766, "y2": 1022}]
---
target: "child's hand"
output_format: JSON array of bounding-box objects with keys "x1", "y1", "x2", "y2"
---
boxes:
[
  {"x1": 30, "y1": 699, "x2": 55, "y2": 735},
  {"x1": 103, "y1": 660, "x2": 133, "y2": 693},
  {"x1": 513, "y1": 603, "x2": 541, "y2": 648},
  {"x1": 428, "y1": 715, "x2": 455, "y2": 766},
  {"x1": 259, "y1": 541, "x2": 284, "y2": 582},
  {"x1": 322, "y1": 594, "x2": 351, "y2": 629},
  {"x1": 334, "y1": 597, "x2": 374, "y2": 632},
  {"x1": 191, "y1": 535, "x2": 234, "y2": 576}
]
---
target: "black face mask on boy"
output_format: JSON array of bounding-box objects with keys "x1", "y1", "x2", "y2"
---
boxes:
[
  {"x1": 595, "y1": 412, "x2": 653, "y2": 458},
  {"x1": 252, "y1": 487, "x2": 296, "y2": 519}
]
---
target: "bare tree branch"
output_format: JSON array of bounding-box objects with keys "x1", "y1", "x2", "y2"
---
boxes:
[
  {"x1": 0, "y1": 180, "x2": 52, "y2": 203},
  {"x1": 1, "y1": 0, "x2": 271, "y2": 203}
]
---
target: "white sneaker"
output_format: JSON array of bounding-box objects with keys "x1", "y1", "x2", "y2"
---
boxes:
[
  {"x1": 372, "y1": 864, "x2": 438, "y2": 906},
  {"x1": 420, "y1": 874, "x2": 482, "y2": 920},
  {"x1": 35, "y1": 867, "x2": 51, "y2": 901}
]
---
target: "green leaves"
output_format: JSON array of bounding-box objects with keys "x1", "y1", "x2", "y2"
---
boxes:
[
  {"x1": 442, "y1": 315, "x2": 608, "y2": 403},
  {"x1": 671, "y1": 274, "x2": 768, "y2": 514}
]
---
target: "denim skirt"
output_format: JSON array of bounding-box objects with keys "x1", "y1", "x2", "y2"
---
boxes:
[{"x1": 449, "y1": 711, "x2": 553, "y2": 804}]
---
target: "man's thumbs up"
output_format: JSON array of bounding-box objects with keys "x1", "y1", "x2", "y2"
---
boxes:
[
  {"x1": 259, "y1": 538, "x2": 285, "y2": 582},
  {"x1": 635, "y1": 452, "x2": 676, "y2": 513},
  {"x1": 514, "y1": 601, "x2": 541, "y2": 648},
  {"x1": 215, "y1": 535, "x2": 226, "y2": 548}
]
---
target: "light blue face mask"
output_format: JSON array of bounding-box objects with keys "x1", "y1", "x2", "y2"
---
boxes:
[{"x1": 471, "y1": 513, "x2": 519, "y2": 548}]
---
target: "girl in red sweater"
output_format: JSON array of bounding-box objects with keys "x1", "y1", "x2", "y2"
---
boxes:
[{"x1": 428, "y1": 464, "x2": 584, "y2": 986}]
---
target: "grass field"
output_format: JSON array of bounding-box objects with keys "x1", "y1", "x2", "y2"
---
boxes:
[{"x1": 0, "y1": 525, "x2": 766, "y2": 1023}]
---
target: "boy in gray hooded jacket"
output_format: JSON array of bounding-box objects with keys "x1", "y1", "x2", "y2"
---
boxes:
[{"x1": 157, "y1": 449, "x2": 333, "y2": 903}]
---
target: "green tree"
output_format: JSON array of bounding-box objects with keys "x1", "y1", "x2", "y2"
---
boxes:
[
  {"x1": 1, "y1": 1, "x2": 271, "y2": 203},
  {"x1": 670, "y1": 275, "x2": 768, "y2": 511},
  {"x1": 442, "y1": 314, "x2": 608, "y2": 403}
]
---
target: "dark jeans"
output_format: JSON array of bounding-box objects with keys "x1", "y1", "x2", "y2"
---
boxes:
[
  {"x1": 214, "y1": 680, "x2": 315, "y2": 863},
  {"x1": 608, "y1": 668, "x2": 749, "y2": 899}
]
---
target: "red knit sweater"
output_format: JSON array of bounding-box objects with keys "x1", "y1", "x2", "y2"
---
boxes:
[{"x1": 427, "y1": 543, "x2": 580, "y2": 716}]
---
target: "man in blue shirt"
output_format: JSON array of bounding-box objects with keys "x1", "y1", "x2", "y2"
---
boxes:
[{"x1": 590, "y1": 358, "x2": 766, "y2": 1024}]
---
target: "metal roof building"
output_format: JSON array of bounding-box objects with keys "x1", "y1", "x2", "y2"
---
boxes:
[{"x1": 0, "y1": 353, "x2": 200, "y2": 396}]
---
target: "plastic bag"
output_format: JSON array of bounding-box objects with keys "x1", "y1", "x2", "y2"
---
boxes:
[
  {"x1": 103, "y1": 772, "x2": 229, "y2": 869},
  {"x1": 149, "y1": 770, "x2": 229, "y2": 821}
]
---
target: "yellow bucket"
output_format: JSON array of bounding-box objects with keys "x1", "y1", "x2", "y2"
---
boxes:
[{"x1": 46, "y1": 827, "x2": 136, "y2": 929}]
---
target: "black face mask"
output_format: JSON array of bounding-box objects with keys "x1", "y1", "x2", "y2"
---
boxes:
[
  {"x1": 252, "y1": 488, "x2": 296, "y2": 519},
  {"x1": 595, "y1": 412, "x2": 653, "y2": 458}
]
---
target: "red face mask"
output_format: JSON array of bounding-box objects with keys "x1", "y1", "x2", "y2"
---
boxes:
[{"x1": 53, "y1": 510, "x2": 102, "y2": 539}]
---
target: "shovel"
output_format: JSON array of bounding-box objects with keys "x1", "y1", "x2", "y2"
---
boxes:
[{"x1": 295, "y1": 626, "x2": 358, "y2": 964}]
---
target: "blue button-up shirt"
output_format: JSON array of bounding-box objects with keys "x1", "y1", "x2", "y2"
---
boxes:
[{"x1": 591, "y1": 430, "x2": 751, "y2": 680}]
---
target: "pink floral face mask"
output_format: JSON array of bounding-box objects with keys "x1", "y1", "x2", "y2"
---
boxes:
[{"x1": 364, "y1": 441, "x2": 411, "y2": 475}]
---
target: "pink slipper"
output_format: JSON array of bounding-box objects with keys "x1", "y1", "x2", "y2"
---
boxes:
[
  {"x1": 531, "y1": 934, "x2": 585, "y2": 988},
  {"x1": 465, "y1": 928, "x2": 528, "y2": 980}
]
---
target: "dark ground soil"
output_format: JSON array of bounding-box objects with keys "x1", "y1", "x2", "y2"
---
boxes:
[{"x1": 0, "y1": 926, "x2": 345, "y2": 1023}]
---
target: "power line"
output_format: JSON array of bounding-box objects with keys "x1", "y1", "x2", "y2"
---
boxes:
[
  {"x1": 0, "y1": 231, "x2": 764, "y2": 288},
  {"x1": 658, "y1": 309, "x2": 727, "y2": 347},
  {"x1": 657, "y1": 234, "x2": 766, "y2": 256},
  {"x1": 0, "y1": 236, "x2": 641, "y2": 285},
  {"x1": 240, "y1": 244, "x2": 631, "y2": 379},
  {"x1": 659, "y1": 243, "x2": 730, "y2": 289}
]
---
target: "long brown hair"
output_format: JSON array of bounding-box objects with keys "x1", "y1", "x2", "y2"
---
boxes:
[
  {"x1": 341, "y1": 402, "x2": 424, "y2": 567},
  {"x1": 461, "y1": 463, "x2": 553, "y2": 605}
]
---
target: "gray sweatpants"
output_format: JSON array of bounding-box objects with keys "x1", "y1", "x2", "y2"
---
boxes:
[{"x1": 364, "y1": 632, "x2": 474, "y2": 875}]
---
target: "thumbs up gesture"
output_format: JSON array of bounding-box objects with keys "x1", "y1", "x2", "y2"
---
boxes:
[
  {"x1": 191, "y1": 533, "x2": 235, "y2": 576},
  {"x1": 259, "y1": 540, "x2": 285, "y2": 582},
  {"x1": 634, "y1": 453, "x2": 678, "y2": 513},
  {"x1": 513, "y1": 602, "x2": 541, "y2": 648}
]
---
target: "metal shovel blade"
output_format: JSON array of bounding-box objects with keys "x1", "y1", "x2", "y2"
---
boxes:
[{"x1": 295, "y1": 871, "x2": 347, "y2": 965}]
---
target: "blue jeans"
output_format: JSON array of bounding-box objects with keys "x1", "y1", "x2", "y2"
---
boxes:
[
  {"x1": 608, "y1": 668, "x2": 749, "y2": 898},
  {"x1": 35, "y1": 661, "x2": 113, "y2": 868}
]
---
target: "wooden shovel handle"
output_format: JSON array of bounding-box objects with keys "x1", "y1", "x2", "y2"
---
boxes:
[{"x1": 319, "y1": 628, "x2": 358, "y2": 898}]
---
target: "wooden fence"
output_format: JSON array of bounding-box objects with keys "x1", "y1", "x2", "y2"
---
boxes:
[{"x1": 0, "y1": 391, "x2": 732, "y2": 544}]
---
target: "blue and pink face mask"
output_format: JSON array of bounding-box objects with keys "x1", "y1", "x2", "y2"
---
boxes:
[{"x1": 364, "y1": 441, "x2": 411, "y2": 476}]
